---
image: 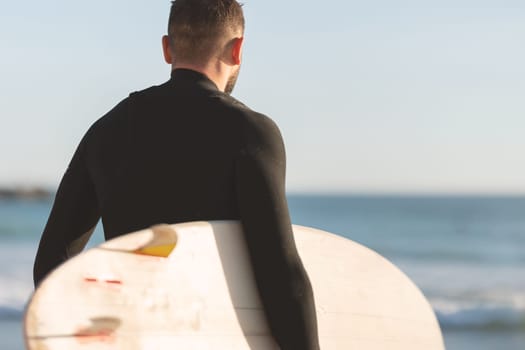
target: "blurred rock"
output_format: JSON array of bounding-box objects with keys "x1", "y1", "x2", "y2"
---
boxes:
[{"x1": 0, "y1": 187, "x2": 52, "y2": 200}]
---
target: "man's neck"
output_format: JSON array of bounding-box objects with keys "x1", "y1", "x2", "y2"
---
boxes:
[{"x1": 173, "y1": 61, "x2": 227, "y2": 92}]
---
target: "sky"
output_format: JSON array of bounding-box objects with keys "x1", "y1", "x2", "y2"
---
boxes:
[{"x1": 1, "y1": 0, "x2": 524, "y2": 194}]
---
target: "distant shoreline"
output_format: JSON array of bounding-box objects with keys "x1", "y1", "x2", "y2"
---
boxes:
[
  {"x1": 0, "y1": 187, "x2": 53, "y2": 200},
  {"x1": 1, "y1": 187, "x2": 523, "y2": 200}
]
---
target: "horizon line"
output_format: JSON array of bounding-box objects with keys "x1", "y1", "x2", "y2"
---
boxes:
[{"x1": 1, "y1": 185, "x2": 524, "y2": 199}]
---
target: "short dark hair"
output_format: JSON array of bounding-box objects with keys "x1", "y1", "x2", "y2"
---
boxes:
[{"x1": 168, "y1": 0, "x2": 245, "y2": 64}]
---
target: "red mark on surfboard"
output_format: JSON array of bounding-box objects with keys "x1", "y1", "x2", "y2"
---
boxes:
[
  {"x1": 74, "y1": 317, "x2": 121, "y2": 344},
  {"x1": 84, "y1": 277, "x2": 123, "y2": 289},
  {"x1": 74, "y1": 328, "x2": 116, "y2": 344}
]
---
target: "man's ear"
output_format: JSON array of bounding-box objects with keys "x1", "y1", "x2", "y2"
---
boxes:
[
  {"x1": 162, "y1": 35, "x2": 173, "y2": 64},
  {"x1": 231, "y1": 37, "x2": 244, "y2": 65}
]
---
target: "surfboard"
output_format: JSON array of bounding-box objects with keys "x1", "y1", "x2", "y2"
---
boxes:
[{"x1": 24, "y1": 221, "x2": 445, "y2": 349}]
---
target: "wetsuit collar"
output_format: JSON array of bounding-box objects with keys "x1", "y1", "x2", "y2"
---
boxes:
[{"x1": 170, "y1": 69, "x2": 220, "y2": 92}]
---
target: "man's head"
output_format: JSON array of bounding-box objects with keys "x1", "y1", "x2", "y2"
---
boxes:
[{"x1": 162, "y1": 0, "x2": 245, "y2": 94}]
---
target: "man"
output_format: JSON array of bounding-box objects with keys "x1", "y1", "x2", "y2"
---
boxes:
[{"x1": 34, "y1": 0, "x2": 320, "y2": 348}]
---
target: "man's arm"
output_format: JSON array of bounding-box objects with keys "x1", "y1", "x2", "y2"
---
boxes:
[
  {"x1": 33, "y1": 140, "x2": 100, "y2": 287},
  {"x1": 235, "y1": 115, "x2": 320, "y2": 350}
]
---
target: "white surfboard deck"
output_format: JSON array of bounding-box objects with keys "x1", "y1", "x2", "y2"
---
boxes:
[{"x1": 25, "y1": 221, "x2": 444, "y2": 349}]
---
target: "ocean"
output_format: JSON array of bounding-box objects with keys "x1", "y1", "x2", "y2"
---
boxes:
[{"x1": 1, "y1": 195, "x2": 524, "y2": 349}]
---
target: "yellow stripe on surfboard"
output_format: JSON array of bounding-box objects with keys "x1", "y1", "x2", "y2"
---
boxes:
[{"x1": 134, "y1": 244, "x2": 176, "y2": 257}]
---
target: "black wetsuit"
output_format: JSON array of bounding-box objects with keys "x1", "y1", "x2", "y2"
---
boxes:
[{"x1": 34, "y1": 69, "x2": 320, "y2": 349}]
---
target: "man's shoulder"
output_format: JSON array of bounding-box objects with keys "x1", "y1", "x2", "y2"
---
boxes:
[
  {"x1": 85, "y1": 96, "x2": 130, "y2": 134},
  {"x1": 210, "y1": 95, "x2": 284, "y2": 153},
  {"x1": 211, "y1": 94, "x2": 279, "y2": 134},
  {"x1": 86, "y1": 82, "x2": 167, "y2": 132},
  {"x1": 128, "y1": 82, "x2": 168, "y2": 99}
]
